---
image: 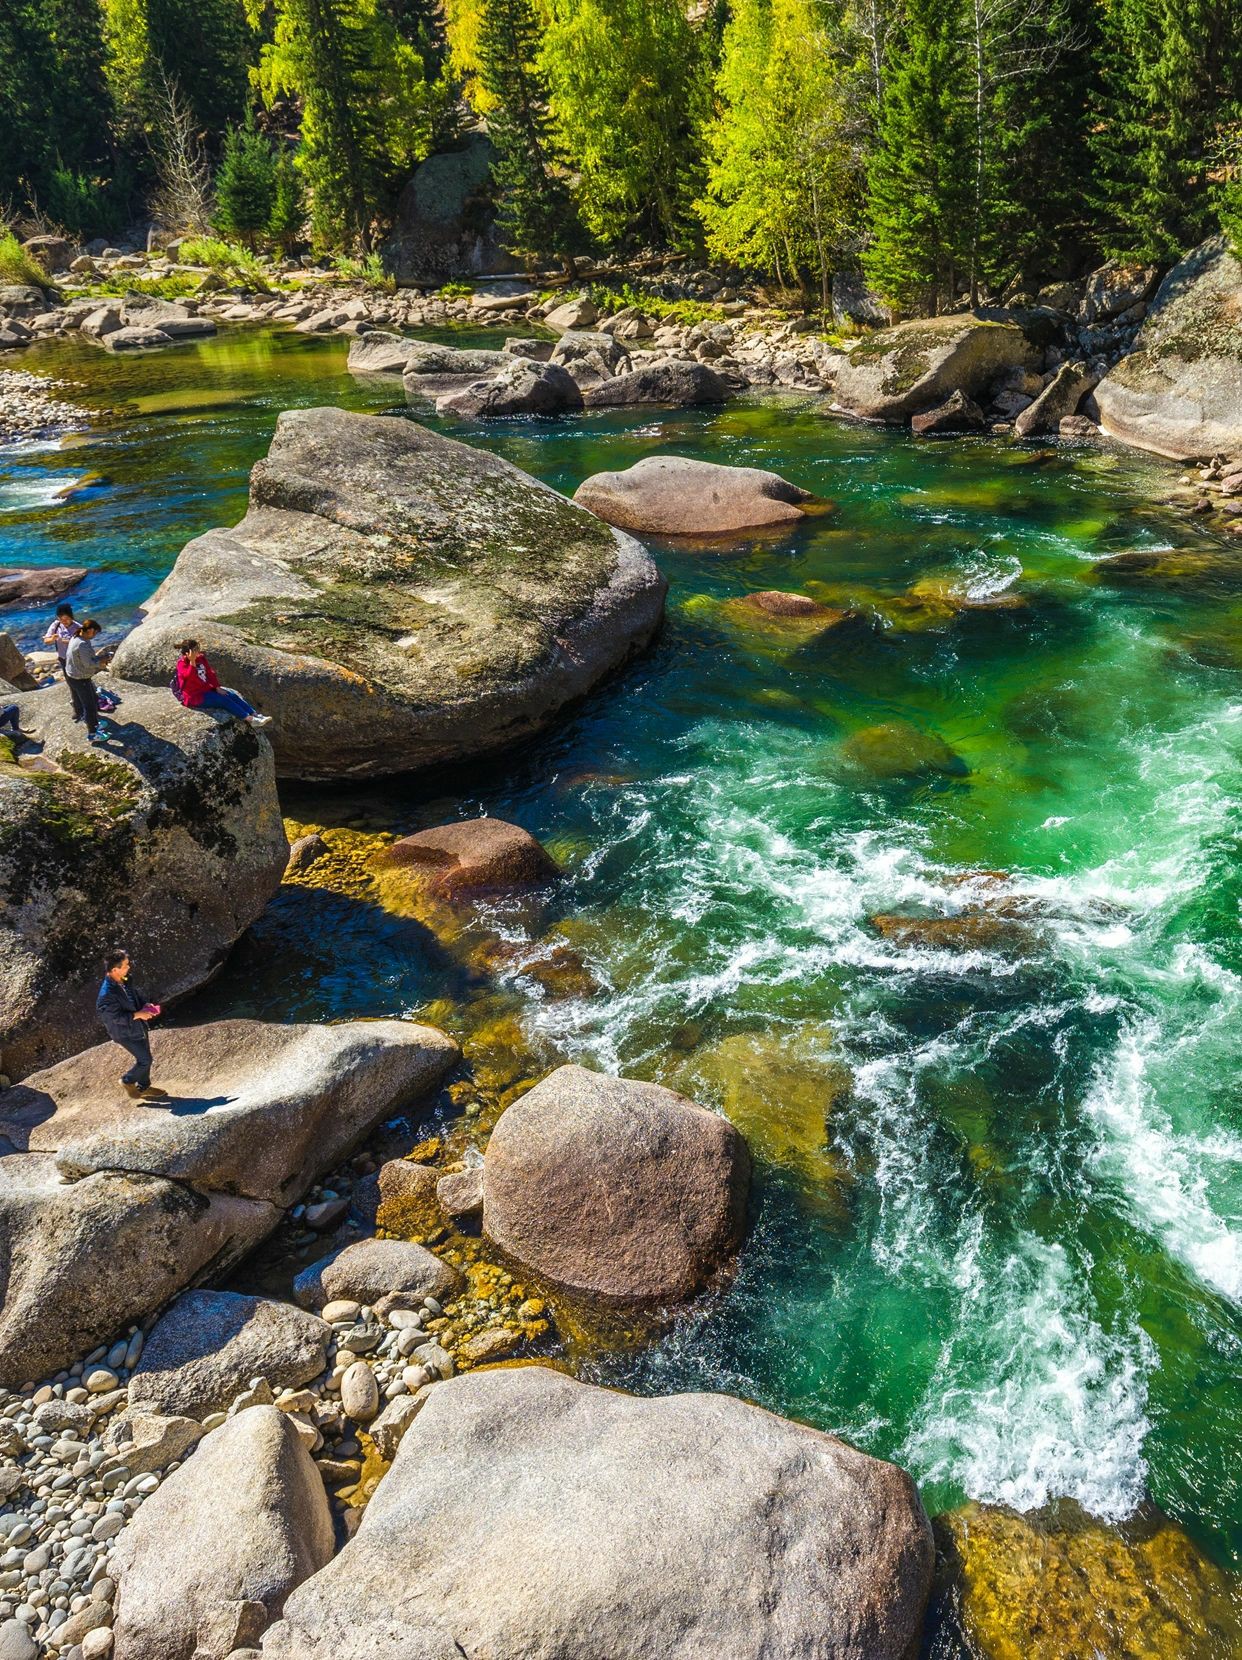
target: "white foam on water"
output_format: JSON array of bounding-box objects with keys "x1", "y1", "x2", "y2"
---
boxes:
[
  {"x1": 0, "y1": 472, "x2": 81, "y2": 512},
  {"x1": 901, "y1": 1233, "x2": 1153, "y2": 1518}
]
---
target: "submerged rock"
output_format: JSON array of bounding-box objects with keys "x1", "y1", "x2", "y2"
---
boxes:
[
  {"x1": 933, "y1": 1499, "x2": 1242, "y2": 1660},
  {"x1": 261, "y1": 1366, "x2": 934, "y2": 1660},
  {"x1": 112, "y1": 1405, "x2": 333, "y2": 1660},
  {"x1": 1094, "y1": 238, "x2": 1242, "y2": 459},
  {"x1": 841, "y1": 720, "x2": 967, "y2": 780},
  {"x1": 128, "y1": 1290, "x2": 330, "y2": 1419},
  {"x1": 1094, "y1": 546, "x2": 1242, "y2": 596},
  {"x1": 0, "y1": 681, "x2": 287, "y2": 1078},
  {"x1": 835, "y1": 316, "x2": 1039, "y2": 423},
  {"x1": 482, "y1": 1063, "x2": 750, "y2": 1303},
  {"x1": 110, "y1": 408, "x2": 666, "y2": 782},
  {"x1": 573, "y1": 455, "x2": 814, "y2": 536}
]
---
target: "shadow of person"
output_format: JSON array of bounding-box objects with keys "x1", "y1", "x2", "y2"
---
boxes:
[{"x1": 162, "y1": 1094, "x2": 237, "y2": 1116}]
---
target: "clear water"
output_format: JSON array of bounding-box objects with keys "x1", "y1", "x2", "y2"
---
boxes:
[{"x1": 4, "y1": 329, "x2": 1241, "y2": 1572}]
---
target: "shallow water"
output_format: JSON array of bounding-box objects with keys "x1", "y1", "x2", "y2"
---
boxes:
[{"x1": 4, "y1": 328, "x2": 1242, "y2": 1575}]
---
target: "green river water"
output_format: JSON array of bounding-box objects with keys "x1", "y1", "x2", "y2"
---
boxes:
[{"x1": 3, "y1": 328, "x2": 1241, "y2": 1610}]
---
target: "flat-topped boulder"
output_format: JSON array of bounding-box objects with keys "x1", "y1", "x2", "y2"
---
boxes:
[
  {"x1": 0, "y1": 565, "x2": 87, "y2": 607},
  {"x1": 582, "y1": 359, "x2": 730, "y2": 409},
  {"x1": 112, "y1": 1405, "x2": 333, "y2": 1660},
  {"x1": 0, "y1": 680, "x2": 288, "y2": 1078},
  {"x1": 435, "y1": 359, "x2": 583, "y2": 418},
  {"x1": 834, "y1": 315, "x2": 1039, "y2": 422},
  {"x1": 482, "y1": 1064, "x2": 750, "y2": 1302},
  {"x1": 128, "y1": 1290, "x2": 330, "y2": 1419},
  {"x1": 0, "y1": 1018, "x2": 457, "y2": 1203},
  {"x1": 119, "y1": 295, "x2": 215, "y2": 338},
  {"x1": 1094, "y1": 237, "x2": 1242, "y2": 458},
  {"x1": 261, "y1": 1365, "x2": 934, "y2": 1660},
  {"x1": 574, "y1": 455, "x2": 814, "y2": 536},
  {"x1": 111, "y1": 408, "x2": 666, "y2": 782}
]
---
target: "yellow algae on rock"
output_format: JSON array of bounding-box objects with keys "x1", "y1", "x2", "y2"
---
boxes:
[{"x1": 935, "y1": 1500, "x2": 1242, "y2": 1660}]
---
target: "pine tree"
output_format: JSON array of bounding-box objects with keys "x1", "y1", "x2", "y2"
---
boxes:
[
  {"x1": 46, "y1": 0, "x2": 115, "y2": 176},
  {"x1": 0, "y1": 3, "x2": 57, "y2": 209},
  {"x1": 479, "y1": 0, "x2": 582, "y2": 267},
  {"x1": 145, "y1": 0, "x2": 251, "y2": 137},
  {"x1": 268, "y1": 144, "x2": 308, "y2": 250},
  {"x1": 863, "y1": 0, "x2": 971, "y2": 312},
  {"x1": 1093, "y1": 0, "x2": 1242, "y2": 262},
  {"x1": 215, "y1": 116, "x2": 279, "y2": 245}
]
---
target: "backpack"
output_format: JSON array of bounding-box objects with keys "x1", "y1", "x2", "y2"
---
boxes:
[{"x1": 169, "y1": 670, "x2": 185, "y2": 705}]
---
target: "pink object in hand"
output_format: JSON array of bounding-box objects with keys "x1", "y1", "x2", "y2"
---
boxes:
[{"x1": 142, "y1": 1003, "x2": 161, "y2": 1016}]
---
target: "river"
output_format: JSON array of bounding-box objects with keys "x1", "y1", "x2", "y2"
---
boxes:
[{"x1": 3, "y1": 326, "x2": 1240, "y2": 1595}]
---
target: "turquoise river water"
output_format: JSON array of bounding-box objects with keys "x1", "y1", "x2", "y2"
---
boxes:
[{"x1": 2, "y1": 328, "x2": 1240, "y2": 1601}]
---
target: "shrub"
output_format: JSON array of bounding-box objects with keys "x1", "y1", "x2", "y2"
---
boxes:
[
  {"x1": 333, "y1": 251, "x2": 394, "y2": 290},
  {"x1": 179, "y1": 236, "x2": 269, "y2": 286},
  {"x1": 214, "y1": 118, "x2": 278, "y2": 248},
  {"x1": 438, "y1": 279, "x2": 473, "y2": 298},
  {"x1": 0, "y1": 232, "x2": 50, "y2": 289}
]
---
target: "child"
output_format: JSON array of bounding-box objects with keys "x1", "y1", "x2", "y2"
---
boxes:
[
  {"x1": 64, "y1": 620, "x2": 114, "y2": 746},
  {"x1": 44, "y1": 603, "x2": 82, "y2": 702},
  {"x1": 174, "y1": 640, "x2": 271, "y2": 726}
]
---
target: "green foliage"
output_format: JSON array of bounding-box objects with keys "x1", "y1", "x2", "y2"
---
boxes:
[
  {"x1": 0, "y1": 233, "x2": 50, "y2": 288},
  {"x1": 66, "y1": 270, "x2": 207, "y2": 298},
  {"x1": 1091, "y1": 0, "x2": 1242, "y2": 263},
  {"x1": 333, "y1": 249, "x2": 393, "y2": 285},
  {"x1": 698, "y1": 0, "x2": 858, "y2": 302},
  {"x1": 180, "y1": 235, "x2": 269, "y2": 283},
  {"x1": 268, "y1": 145, "x2": 307, "y2": 250},
  {"x1": 215, "y1": 117, "x2": 279, "y2": 245},
  {"x1": 588, "y1": 282, "x2": 724, "y2": 325},
  {"x1": 863, "y1": 0, "x2": 971, "y2": 312},
  {"x1": 541, "y1": 0, "x2": 710, "y2": 248},
  {"x1": 480, "y1": 0, "x2": 583, "y2": 266},
  {"x1": 145, "y1": 0, "x2": 251, "y2": 136},
  {"x1": 438, "y1": 279, "x2": 474, "y2": 296}
]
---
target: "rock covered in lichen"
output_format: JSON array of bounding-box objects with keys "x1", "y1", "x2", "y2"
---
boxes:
[
  {"x1": 0, "y1": 680, "x2": 287, "y2": 1078},
  {"x1": 1094, "y1": 238, "x2": 1242, "y2": 459},
  {"x1": 111, "y1": 407, "x2": 667, "y2": 782},
  {"x1": 834, "y1": 315, "x2": 1039, "y2": 423}
]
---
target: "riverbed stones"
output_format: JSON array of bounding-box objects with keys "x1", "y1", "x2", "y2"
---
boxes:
[
  {"x1": 581, "y1": 359, "x2": 729, "y2": 409},
  {"x1": 0, "y1": 1017, "x2": 458, "y2": 1202},
  {"x1": 549, "y1": 329, "x2": 630, "y2": 384},
  {"x1": 379, "y1": 816, "x2": 558, "y2": 896},
  {"x1": 482, "y1": 1064, "x2": 750, "y2": 1302},
  {"x1": 119, "y1": 296, "x2": 215, "y2": 339},
  {"x1": 0, "y1": 680, "x2": 287, "y2": 1077},
  {"x1": 109, "y1": 408, "x2": 666, "y2": 781},
  {"x1": 293, "y1": 1239, "x2": 462, "y2": 1312},
  {"x1": 934, "y1": 1499, "x2": 1242, "y2": 1660},
  {"x1": 834, "y1": 315, "x2": 1039, "y2": 423},
  {"x1": 127, "y1": 1291, "x2": 330, "y2": 1420},
  {"x1": 434, "y1": 358, "x2": 583, "y2": 418},
  {"x1": 101, "y1": 1409, "x2": 204, "y2": 1475},
  {"x1": 399, "y1": 342, "x2": 510, "y2": 382},
  {"x1": 111, "y1": 1405, "x2": 333, "y2": 1660},
  {"x1": 436, "y1": 1165, "x2": 483, "y2": 1224},
  {"x1": 1094, "y1": 237, "x2": 1242, "y2": 459},
  {"x1": 261, "y1": 1365, "x2": 933, "y2": 1660},
  {"x1": 339, "y1": 1362, "x2": 380, "y2": 1425},
  {"x1": 573, "y1": 454, "x2": 814, "y2": 537}
]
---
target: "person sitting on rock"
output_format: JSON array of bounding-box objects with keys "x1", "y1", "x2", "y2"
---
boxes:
[
  {"x1": 96, "y1": 949, "x2": 166, "y2": 1100},
  {"x1": 44, "y1": 603, "x2": 81, "y2": 696},
  {"x1": 64, "y1": 619, "x2": 115, "y2": 747},
  {"x1": 174, "y1": 640, "x2": 271, "y2": 727},
  {"x1": 0, "y1": 704, "x2": 26, "y2": 740}
]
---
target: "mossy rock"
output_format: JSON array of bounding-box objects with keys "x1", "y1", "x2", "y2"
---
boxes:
[
  {"x1": 933, "y1": 1499, "x2": 1242, "y2": 1660},
  {"x1": 835, "y1": 316, "x2": 1039, "y2": 423},
  {"x1": 840, "y1": 720, "x2": 967, "y2": 781}
]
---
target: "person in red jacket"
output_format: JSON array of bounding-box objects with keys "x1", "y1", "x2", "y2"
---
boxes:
[{"x1": 175, "y1": 640, "x2": 271, "y2": 726}]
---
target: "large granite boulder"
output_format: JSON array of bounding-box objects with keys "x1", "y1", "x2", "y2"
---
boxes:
[
  {"x1": 834, "y1": 315, "x2": 1039, "y2": 422},
  {"x1": 0, "y1": 1157, "x2": 275, "y2": 1386},
  {"x1": 261, "y1": 1365, "x2": 934, "y2": 1660},
  {"x1": 573, "y1": 455, "x2": 814, "y2": 536},
  {"x1": 386, "y1": 134, "x2": 513, "y2": 285},
  {"x1": 1013, "y1": 362, "x2": 1096, "y2": 437},
  {"x1": 0, "y1": 1018, "x2": 457, "y2": 1202},
  {"x1": 482, "y1": 1064, "x2": 750, "y2": 1302},
  {"x1": 582, "y1": 359, "x2": 730, "y2": 409},
  {"x1": 549, "y1": 329, "x2": 630, "y2": 384},
  {"x1": 434, "y1": 359, "x2": 584, "y2": 418},
  {"x1": 0, "y1": 1019, "x2": 455, "y2": 1384},
  {"x1": 0, "y1": 565, "x2": 87, "y2": 608},
  {"x1": 0, "y1": 681, "x2": 287, "y2": 1078},
  {"x1": 127, "y1": 1291, "x2": 330, "y2": 1419},
  {"x1": 111, "y1": 408, "x2": 666, "y2": 782},
  {"x1": 1093, "y1": 238, "x2": 1242, "y2": 458},
  {"x1": 112, "y1": 1405, "x2": 334, "y2": 1660},
  {"x1": 378, "y1": 816, "x2": 557, "y2": 895}
]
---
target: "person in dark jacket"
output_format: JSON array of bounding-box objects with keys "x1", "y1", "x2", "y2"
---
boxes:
[{"x1": 96, "y1": 950, "x2": 165, "y2": 1099}]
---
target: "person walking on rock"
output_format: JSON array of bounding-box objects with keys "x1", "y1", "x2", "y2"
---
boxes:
[
  {"x1": 96, "y1": 950, "x2": 165, "y2": 1100},
  {"x1": 64, "y1": 620, "x2": 114, "y2": 746},
  {"x1": 174, "y1": 640, "x2": 271, "y2": 726}
]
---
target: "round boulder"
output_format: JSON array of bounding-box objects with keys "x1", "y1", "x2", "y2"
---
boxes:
[
  {"x1": 292, "y1": 1238, "x2": 462, "y2": 1312},
  {"x1": 574, "y1": 455, "x2": 814, "y2": 537},
  {"x1": 260, "y1": 1366, "x2": 934, "y2": 1660},
  {"x1": 379, "y1": 816, "x2": 558, "y2": 896},
  {"x1": 482, "y1": 1064, "x2": 750, "y2": 1302}
]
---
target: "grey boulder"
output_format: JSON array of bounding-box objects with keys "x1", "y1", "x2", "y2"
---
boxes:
[
  {"x1": 1014, "y1": 361, "x2": 1096, "y2": 437},
  {"x1": 0, "y1": 680, "x2": 288, "y2": 1078},
  {"x1": 127, "y1": 1291, "x2": 330, "y2": 1419},
  {"x1": 120, "y1": 296, "x2": 216, "y2": 338},
  {"x1": 482, "y1": 1064, "x2": 750, "y2": 1302},
  {"x1": 260, "y1": 1366, "x2": 934, "y2": 1660},
  {"x1": 1093, "y1": 237, "x2": 1242, "y2": 458},
  {"x1": 834, "y1": 315, "x2": 1039, "y2": 422},
  {"x1": 110, "y1": 408, "x2": 666, "y2": 782},
  {"x1": 574, "y1": 454, "x2": 813, "y2": 537},
  {"x1": 549, "y1": 329, "x2": 630, "y2": 385},
  {"x1": 0, "y1": 1018, "x2": 458, "y2": 1203},
  {"x1": 434, "y1": 359, "x2": 583, "y2": 418},
  {"x1": 582, "y1": 359, "x2": 730, "y2": 409},
  {"x1": 293, "y1": 1238, "x2": 462, "y2": 1312},
  {"x1": 113, "y1": 1405, "x2": 333, "y2": 1660}
]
